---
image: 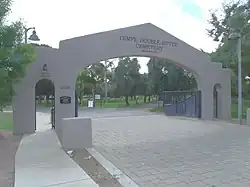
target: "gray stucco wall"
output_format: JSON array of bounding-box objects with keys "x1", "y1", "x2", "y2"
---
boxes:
[{"x1": 12, "y1": 23, "x2": 231, "y2": 135}]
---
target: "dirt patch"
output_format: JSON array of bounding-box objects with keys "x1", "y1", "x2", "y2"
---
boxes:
[
  {"x1": 69, "y1": 149, "x2": 122, "y2": 187},
  {"x1": 0, "y1": 131, "x2": 22, "y2": 187}
]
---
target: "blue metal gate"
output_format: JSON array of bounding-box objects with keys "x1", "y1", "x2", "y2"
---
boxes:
[{"x1": 159, "y1": 90, "x2": 201, "y2": 118}]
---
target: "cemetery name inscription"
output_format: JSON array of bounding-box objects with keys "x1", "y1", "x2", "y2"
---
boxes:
[{"x1": 120, "y1": 36, "x2": 177, "y2": 53}]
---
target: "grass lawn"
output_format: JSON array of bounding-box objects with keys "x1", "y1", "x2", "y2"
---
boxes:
[
  {"x1": 0, "y1": 112, "x2": 13, "y2": 131},
  {"x1": 231, "y1": 100, "x2": 250, "y2": 119},
  {"x1": 93, "y1": 99, "x2": 144, "y2": 108},
  {"x1": 37, "y1": 98, "x2": 250, "y2": 119},
  {"x1": 38, "y1": 98, "x2": 147, "y2": 108},
  {"x1": 149, "y1": 107, "x2": 163, "y2": 112}
]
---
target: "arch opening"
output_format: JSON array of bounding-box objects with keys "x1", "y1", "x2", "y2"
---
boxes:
[
  {"x1": 74, "y1": 56, "x2": 200, "y2": 117},
  {"x1": 35, "y1": 78, "x2": 55, "y2": 130},
  {"x1": 73, "y1": 54, "x2": 201, "y2": 88}
]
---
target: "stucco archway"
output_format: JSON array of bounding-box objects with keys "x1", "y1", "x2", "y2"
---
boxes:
[{"x1": 12, "y1": 23, "x2": 232, "y2": 135}]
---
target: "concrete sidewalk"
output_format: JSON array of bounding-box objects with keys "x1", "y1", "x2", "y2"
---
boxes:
[{"x1": 14, "y1": 113, "x2": 98, "y2": 187}]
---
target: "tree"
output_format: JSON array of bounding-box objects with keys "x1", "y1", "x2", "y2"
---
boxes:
[
  {"x1": 102, "y1": 60, "x2": 114, "y2": 102},
  {"x1": 137, "y1": 73, "x2": 151, "y2": 103},
  {"x1": 147, "y1": 58, "x2": 165, "y2": 96},
  {"x1": 76, "y1": 56, "x2": 197, "y2": 106},
  {"x1": 76, "y1": 62, "x2": 108, "y2": 104},
  {"x1": 113, "y1": 57, "x2": 141, "y2": 105},
  {"x1": 207, "y1": 1, "x2": 250, "y2": 72},
  {"x1": 147, "y1": 58, "x2": 196, "y2": 96},
  {"x1": 207, "y1": 0, "x2": 250, "y2": 96},
  {"x1": 0, "y1": 0, "x2": 36, "y2": 110},
  {"x1": 76, "y1": 70, "x2": 86, "y2": 105}
]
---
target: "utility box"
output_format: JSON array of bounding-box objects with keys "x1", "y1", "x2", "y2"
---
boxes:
[{"x1": 60, "y1": 117, "x2": 93, "y2": 150}]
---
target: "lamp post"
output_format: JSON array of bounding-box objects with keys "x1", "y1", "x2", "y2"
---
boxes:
[
  {"x1": 24, "y1": 27, "x2": 40, "y2": 44},
  {"x1": 228, "y1": 30, "x2": 242, "y2": 123}
]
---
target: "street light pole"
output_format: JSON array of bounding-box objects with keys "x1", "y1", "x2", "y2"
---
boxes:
[
  {"x1": 228, "y1": 30, "x2": 242, "y2": 124},
  {"x1": 24, "y1": 27, "x2": 34, "y2": 44},
  {"x1": 237, "y1": 35, "x2": 242, "y2": 123}
]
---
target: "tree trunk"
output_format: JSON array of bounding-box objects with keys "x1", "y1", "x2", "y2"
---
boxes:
[
  {"x1": 92, "y1": 85, "x2": 96, "y2": 107},
  {"x1": 135, "y1": 96, "x2": 138, "y2": 104},
  {"x1": 38, "y1": 97, "x2": 42, "y2": 104},
  {"x1": 46, "y1": 95, "x2": 50, "y2": 105},
  {"x1": 148, "y1": 96, "x2": 151, "y2": 102},
  {"x1": 125, "y1": 95, "x2": 130, "y2": 106},
  {"x1": 78, "y1": 92, "x2": 82, "y2": 105}
]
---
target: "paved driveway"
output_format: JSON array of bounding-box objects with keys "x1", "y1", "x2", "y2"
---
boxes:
[{"x1": 84, "y1": 111, "x2": 250, "y2": 187}]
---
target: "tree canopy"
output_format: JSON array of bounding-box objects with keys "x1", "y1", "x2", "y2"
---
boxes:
[
  {"x1": 73, "y1": 57, "x2": 197, "y2": 106},
  {"x1": 207, "y1": 0, "x2": 250, "y2": 96},
  {"x1": 0, "y1": 0, "x2": 36, "y2": 109}
]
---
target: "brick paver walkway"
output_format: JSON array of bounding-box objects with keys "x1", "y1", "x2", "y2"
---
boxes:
[{"x1": 91, "y1": 114, "x2": 250, "y2": 187}]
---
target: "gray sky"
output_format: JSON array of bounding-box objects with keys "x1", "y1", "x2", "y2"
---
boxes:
[{"x1": 8, "y1": 0, "x2": 226, "y2": 72}]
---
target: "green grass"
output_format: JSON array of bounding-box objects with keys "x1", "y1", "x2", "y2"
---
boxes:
[
  {"x1": 92, "y1": 99, "x2": 145, "y2": 108},
  {"x1": 0, "y1": 112, "x2": 13, "y2": 131},
  {"x1": 231, "y1": 100, "x2": 250, "y2": 119},
  {"x1": 149, "y1": 107, "x2": 163, "y2": 112},
  {"x1": 2, "y1": 99, "x2": 248, "y2": 132},
  {"x1": 37, "y1": 97, "x2": 250, "y2": 119},
  {"x1": 37, "y1": 102, "x2": 53, "y2": 107},
  {"x1": 37, "y1": 98, "x2": 147, "y2": 108}
]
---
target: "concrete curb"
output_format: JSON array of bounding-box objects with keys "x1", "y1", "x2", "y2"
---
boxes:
[{"x1": 86, "y1": 148, "x2": 139, "y2": 187}]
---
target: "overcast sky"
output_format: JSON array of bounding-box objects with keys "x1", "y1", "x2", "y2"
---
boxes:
[{"x1": 8, "y1": 0, "x2": 227, "y2": 72}]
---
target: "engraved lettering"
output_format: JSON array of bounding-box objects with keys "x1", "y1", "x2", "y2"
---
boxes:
[{"x1": 120, "y1": 36, "x2": 177, "y2": 53}]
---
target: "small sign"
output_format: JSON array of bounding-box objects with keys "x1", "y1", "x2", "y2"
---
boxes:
[
  {"x1": 95, "y1": 94, "x2": 101, "y2": 100},
  {"x1": 60, "y1": 96, "x2": 71, "y2": 104},
  {"x1": 88, "y1": 100, "x2": 94, "y2": 108}
]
